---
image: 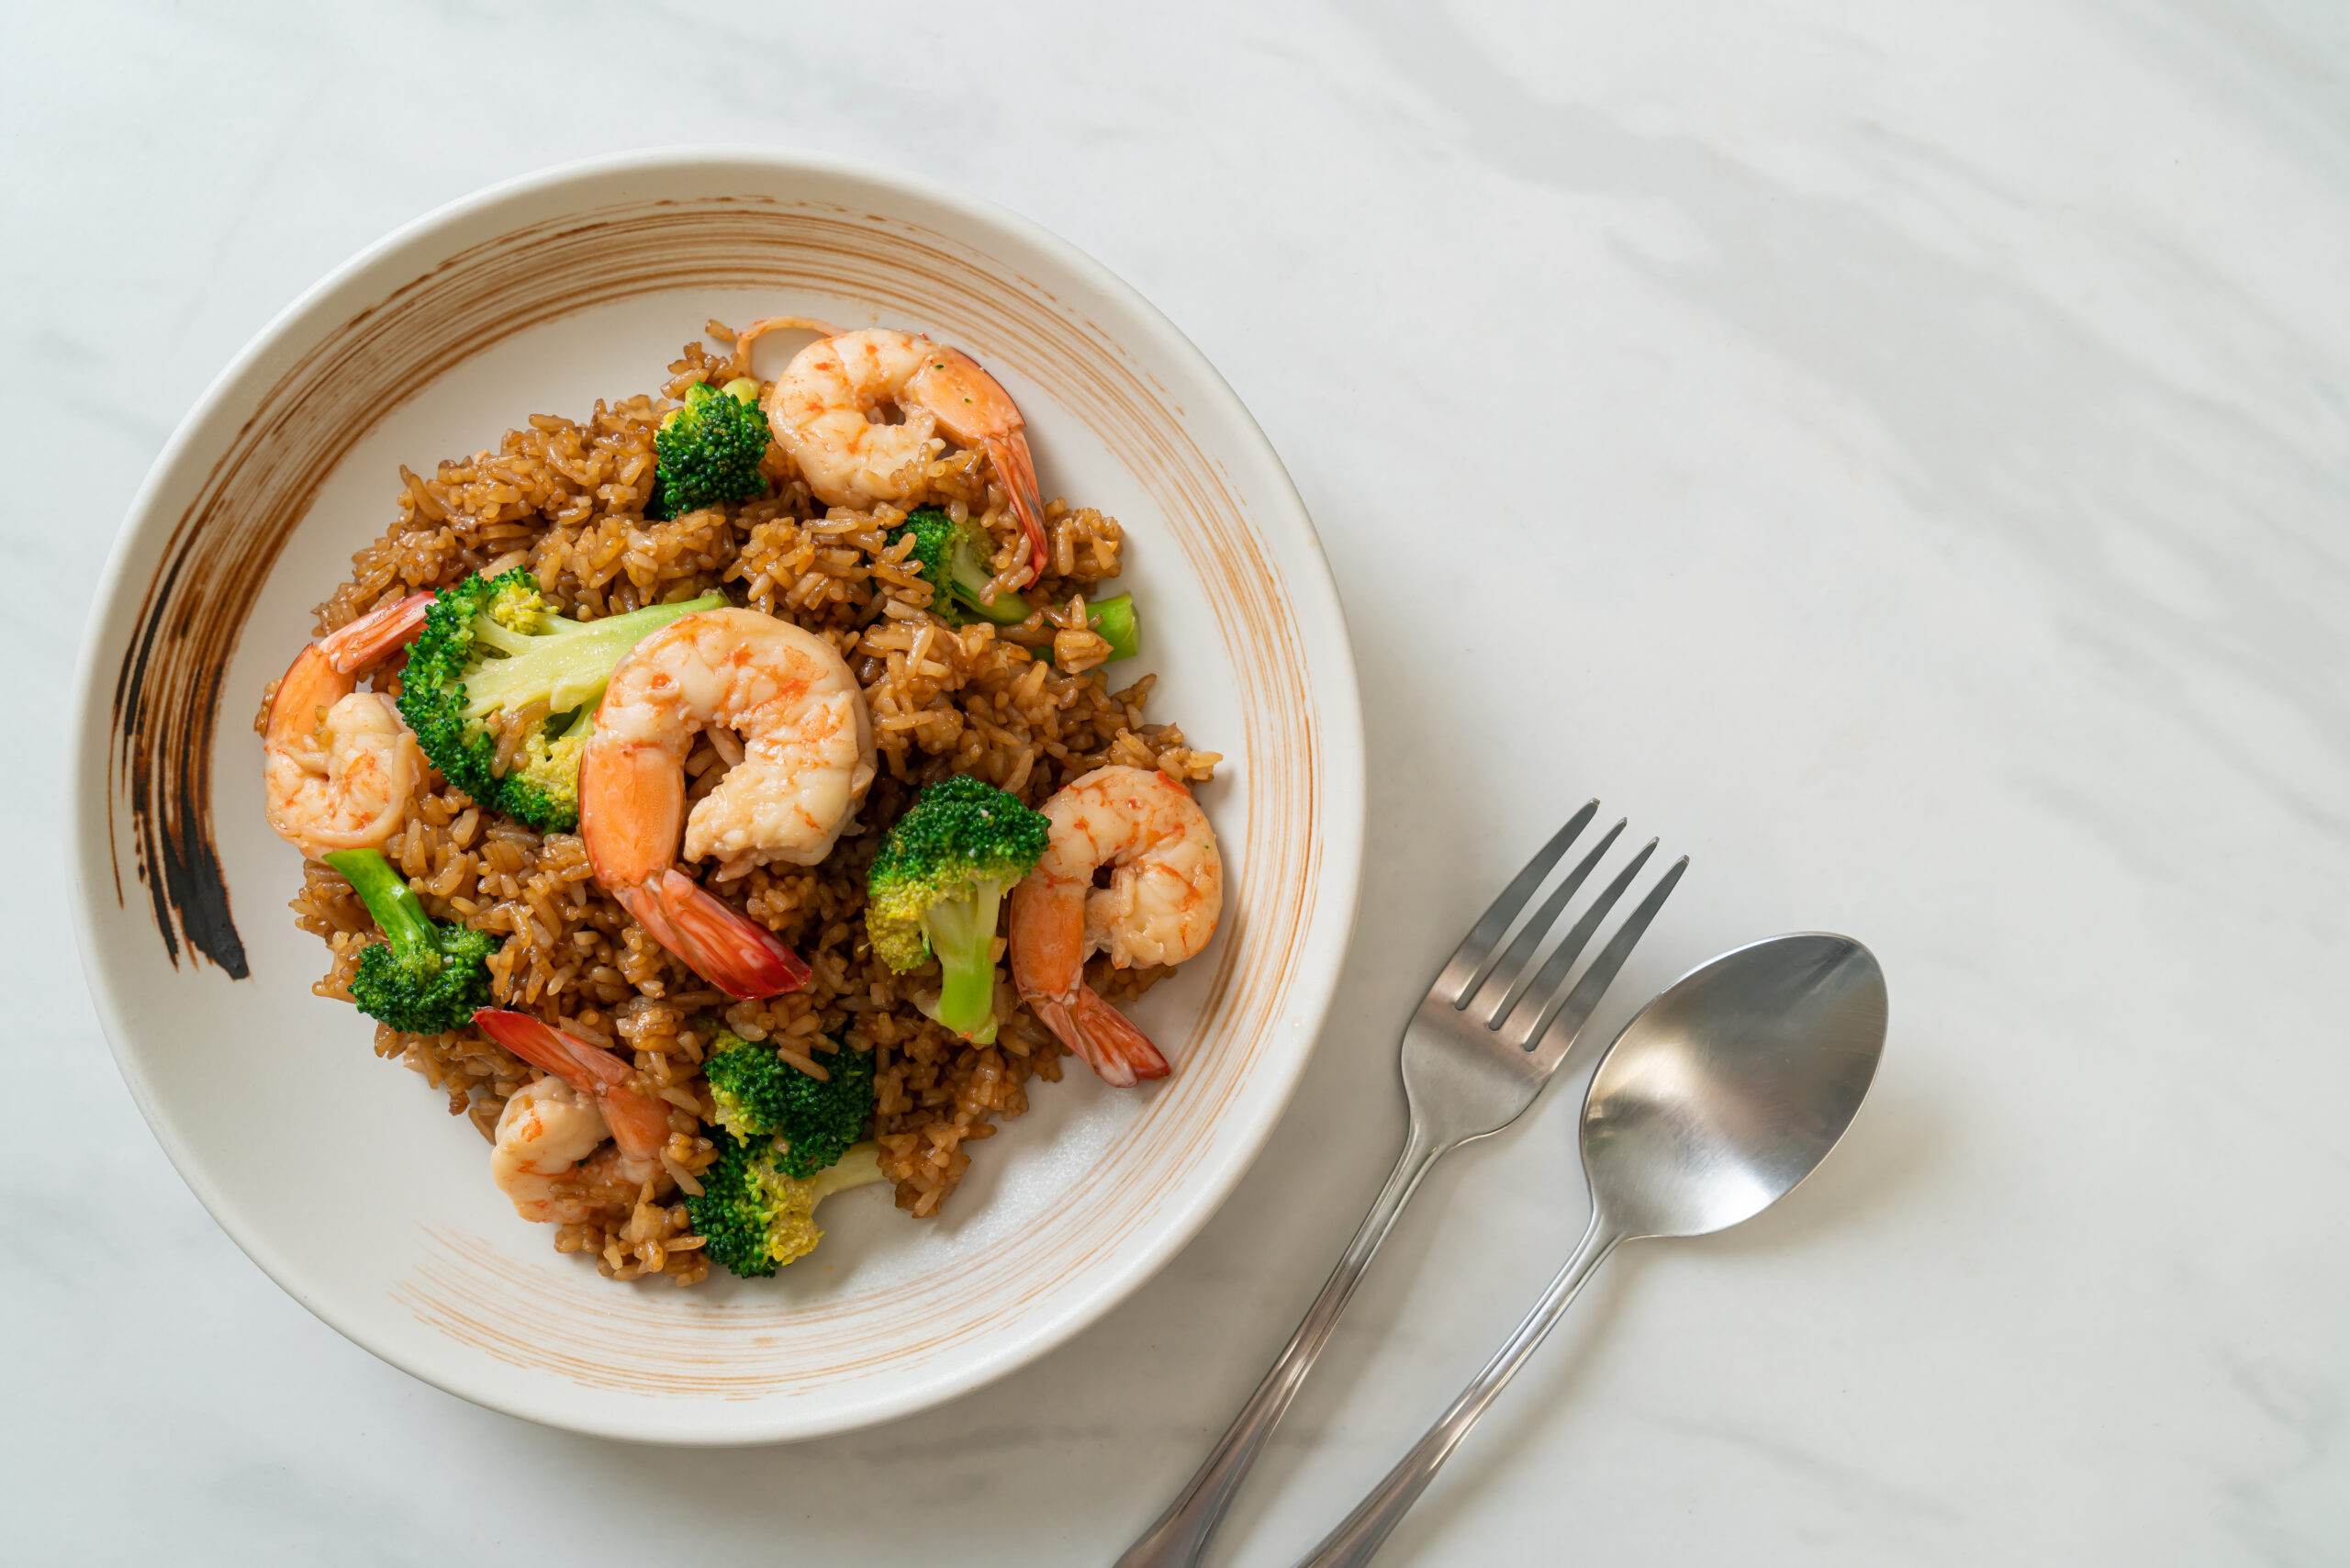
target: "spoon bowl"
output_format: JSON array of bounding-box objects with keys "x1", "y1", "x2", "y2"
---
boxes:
[
  {"x1": 1293, "y1": 932, "x2": 1888, "y2": 1567},
  {"x1": 1585, "y1": 933, "x2": 1886, "y2": 1240}
]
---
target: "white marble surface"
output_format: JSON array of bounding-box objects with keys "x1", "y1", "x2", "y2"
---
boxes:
[{"x1": 12, "y1": 2, "x2": 2347, "y2": 1562}]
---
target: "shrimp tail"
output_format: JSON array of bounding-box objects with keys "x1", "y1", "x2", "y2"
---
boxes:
[
  {"x1": 736, "y1": 314, "x2": 846, "y2": 351},
  {"x1": 984, "y1": 431, "x2": 1051, "y2": 577},
  {"x1": 637, "y1": 868, "x2": 811, "y2": 1001},
  {"x1": 319, "y1": 590, "x2": 434, "y2": 675},
  {"x1": 474, "y1": 1008, "x2": 626, "y2": 1089},
  {"x1": 1034, "y1": 985, "x2": 1171, "y2": 1088},
  {"x1": 474, "y1": 1007, "x2": 672, "y2": 1160}
]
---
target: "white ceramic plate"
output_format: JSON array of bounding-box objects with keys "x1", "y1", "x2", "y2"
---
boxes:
[{"x1": 68, "y1": 150, "x2": 1362, "y2": 1444}]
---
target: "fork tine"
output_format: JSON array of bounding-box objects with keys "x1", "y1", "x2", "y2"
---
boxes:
[
  {"x1": 1526, "y1": 854, "x2": 1689, "y2": 1068},
  {"x1": 1432, "y1": 801, "x2": 1598, "y2": 1005},
  {"x1": 1472, "y1": 819, "x2": 1627, "y2": 1025},
  {"x1": 1495, "y1": 839, "x2": 1657, "y2": 1045}
]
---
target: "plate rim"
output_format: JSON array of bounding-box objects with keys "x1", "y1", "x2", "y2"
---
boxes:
[{"x1": 68, "y1": 144, "x2": 1366, "y2": 1444}]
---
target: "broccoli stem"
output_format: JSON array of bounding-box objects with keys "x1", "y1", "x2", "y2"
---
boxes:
[
  {"x1": 935, "y1": 954, "x2": 998, "y2": 1044},
  {"x1": 808, "y1": 1142, "x2": 887, "y2": 1200},
  {"x1": 321, "y1": 849, "x2": 438, "y2": 962},
  {"x1": 469, "y1": 614, "x2": 588, "y2": 656},
  {"x1": 922, "y1": 881, "x2": 1009, "y2": 1043},
  {"x1": 949, "y1": 542, "x2": 1032, "y2": 625},
  {"x1": 1035, "y1": 593, "x2": 1142, "y2": 668},
  {"x1": 460, "y1": 592, "x2": 723, "y2": 718},
  {"x1": 956, "y1": 582, "x2": 1035, "y2": 626},
  {"x1": 1087, "y1": 593, "x2": 1141, "y2": 661}
]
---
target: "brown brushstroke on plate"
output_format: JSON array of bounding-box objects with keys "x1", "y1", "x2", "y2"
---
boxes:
[
  {"x1": 111, "y1": 541, "x2": 246, "y2": 974},
  {"x1": 109, "y1": 191, "x2": 1329, "y2": 1398}
]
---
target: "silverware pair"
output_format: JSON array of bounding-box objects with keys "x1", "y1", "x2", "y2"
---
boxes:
[{"x1": 1119, "y1": 803, "x2": 1886, "y2": 1567}]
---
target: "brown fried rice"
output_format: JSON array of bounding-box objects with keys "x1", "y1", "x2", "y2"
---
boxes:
[{"x1": 272, "y1": 321, "x2": 1217, "y2": 1285}]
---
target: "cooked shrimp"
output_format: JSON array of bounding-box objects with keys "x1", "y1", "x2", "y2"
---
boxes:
[
  {"x1": 740, "y1": 317, "x2": 1050, "y2": 577},
  {"x1": 262, "y1": 591, "x2": 432, "y2": 861},
  {"x1": 475, "y1": 1008, "x2": 671, "y2": 1223},
  {"x1": 577, "y1": 608, "x2": 876, "y2": 999},
  {"x1": 489, "y1": 1075, "x2": 613, "y2": 1223},
  {"x1": 1008, "y1": 766, "x2": 1223, "y2": 1087}
]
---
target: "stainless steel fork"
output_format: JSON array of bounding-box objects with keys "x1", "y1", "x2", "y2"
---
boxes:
[{"x1": 1115, "y1": 801, "x2": 1688, "y2": 1568}]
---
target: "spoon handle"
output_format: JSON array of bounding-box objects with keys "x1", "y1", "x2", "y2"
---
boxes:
[
  {"x1": 1292, "y1": 1215, "x2": 1625, "y2": 1568},
  {"x1": 1116, "y1": 1120, "x2": 1450, "y2": 1568}
]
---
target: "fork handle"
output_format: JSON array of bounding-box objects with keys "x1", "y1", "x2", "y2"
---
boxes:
[
  {"x1": 1114, "y1": 1121, "x2": 1449, "y2": 1568},
  {"x1": 1291, "y1": 1215, "x2": 1625, "y2": 1568}
]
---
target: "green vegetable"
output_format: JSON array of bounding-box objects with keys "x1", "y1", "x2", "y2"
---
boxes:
[
  {"x1": 652, "y1": 379, "x2": 771, "y2": 520},
  {"x1": 1084, "y1": 592, "x2": 1140, "y2": 662},
  {"x1": 890, "y1": 506, "x2": 1032, "y2": 626},
  {"x1": 889, "y1": 507, "x2": 1146, "y2": 662},
  {"x1": 396, "y1": 569, "x2": 722, "y2": 831},
  {"x1": 1027, "y1": 593, "x2": 1142, "y2": 670},
  {"x1": 498, "y1": 704, "x2": 598, "y2": 832},
  {"x1": 703, "y1": 1029, "x2": 877, "y2": 1179},
  {"x1": 687, "y1": 1136, "x2": 888, "y2": 1277},
  {"x1": 320, "y1": 847, "x2": 496, "y2": 1035},
  {"x1": 864, "y1": 775, "x2": 1051, "y2": 1044}
]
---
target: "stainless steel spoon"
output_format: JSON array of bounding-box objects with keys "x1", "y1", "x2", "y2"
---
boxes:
[{"x1": 1293, "y1": 933, "x2": 1888, "y2": 1568}]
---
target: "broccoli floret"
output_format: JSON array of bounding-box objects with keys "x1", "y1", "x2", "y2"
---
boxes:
[
  {"x1": 891, "y1": 507, "x2": 1032, "y2": 626},
  {"x1": 865, "y1": 775, "x2": 1050, "y2": 1044},
  {"x1": 321, "y1": 847, "x2": 496, "y2": 1035},
  {"x1": 652, "y1": 379, "x2": 771, "y2": 520},
  {"x1": 498, "y1": 703, "x2": 595, "y2": 832},
  {"x1": 687, "y1": 1135, "x2": 888, "y2": 1278},
  {"x1": 703, "y1": 1029, "x2": 877, "y2": 1178},
  {"x1": 890, "y1": 508, "x2": 1145, "y2": 660},
  {"x1": 397, "y1": 570, "x2": 722, "y2": 831},
  {"x1": 483, "y1": 571, "x2": 552, "y2": 633}
]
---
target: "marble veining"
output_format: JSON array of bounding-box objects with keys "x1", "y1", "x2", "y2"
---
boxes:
[{"x1": 16, "y1": 0, "x2": 2346, "y2": 1562}]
